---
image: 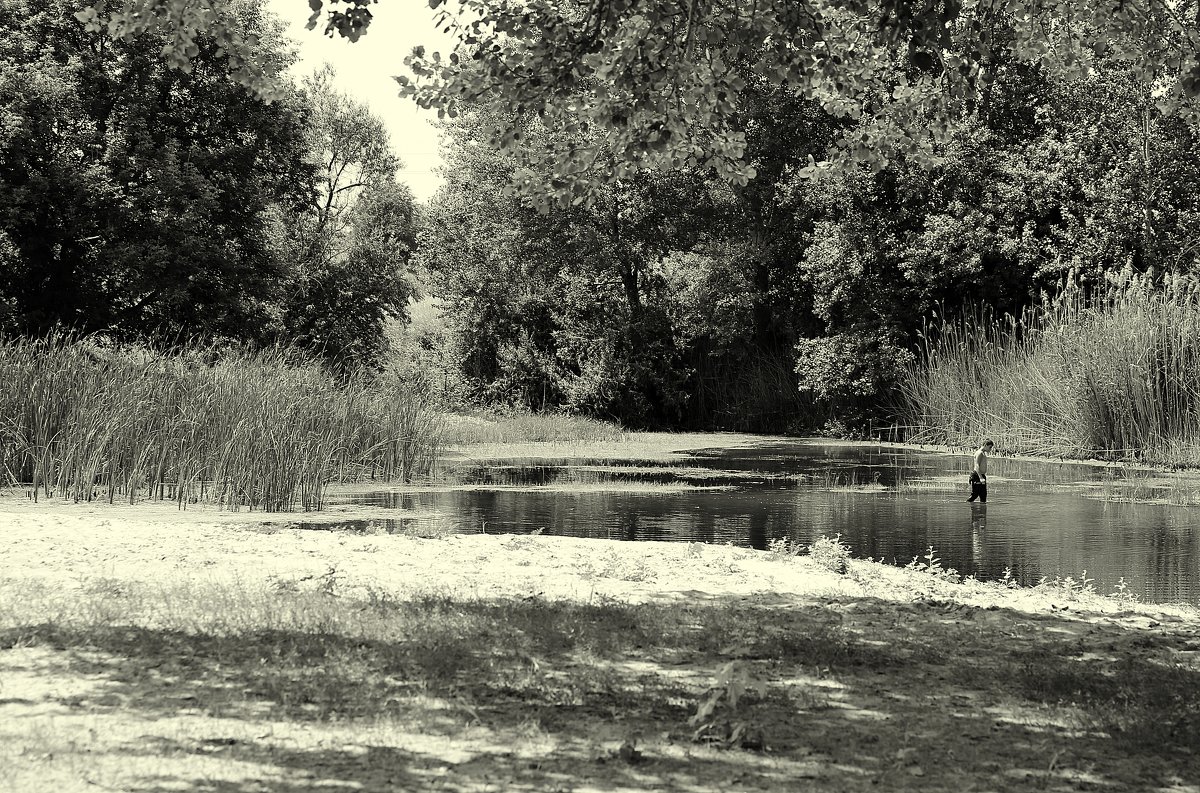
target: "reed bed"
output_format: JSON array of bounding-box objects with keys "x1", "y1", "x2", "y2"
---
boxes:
[
  {"x1": 0, "y1": 334, "x2": 444, "y2": 511},
  {"x1": 901, "y1": 275, "x2": 1200, "y2": 465}
]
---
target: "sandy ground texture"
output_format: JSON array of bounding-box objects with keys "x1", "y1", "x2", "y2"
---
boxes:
[{"x1": 2, "y1": 492, "x2": 1199, "y2": 793}]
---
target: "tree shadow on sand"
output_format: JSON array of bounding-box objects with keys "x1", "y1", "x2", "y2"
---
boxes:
[{"x1": 2, "y1": 589, "x2": 1198, "y2": 792}]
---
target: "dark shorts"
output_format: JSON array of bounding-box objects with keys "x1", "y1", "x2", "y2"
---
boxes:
[{"x1": 968, "y1": 472, "x2": 987, "y2": 503}]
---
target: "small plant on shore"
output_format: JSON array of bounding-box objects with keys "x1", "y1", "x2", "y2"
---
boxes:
[
  {"x1": 809, "y1": 534, "x2": 851, "y2": 574},
  {"x1": 768, "y1": 536, "x2": 804, "y2": 559},
  {"x1": 317, "y1": 565, "x2": 342, "y2": 597},
  {"x1": 580, "y1": 549, "x2": 655, "y2": 582},
  {"x1": 1111, "y1": 577, "x2": 1141, "y2": 603},
  {"x1": 1033, "y1": 571, "x2": 1097, "y2": 600},
  {"x1": 906, "y1": 546, "x2": 961, "y2": 583},
  {"x1": 689, "y1": 661, "x2": 768, "y2": 750}
]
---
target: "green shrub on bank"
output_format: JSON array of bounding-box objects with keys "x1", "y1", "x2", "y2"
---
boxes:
[
  {"x1": 901, "y1": 275, "x2": 1200, "y2": 465},
  {"x1": 0, "y1": 334, "x2": 443, "y2": 510}
]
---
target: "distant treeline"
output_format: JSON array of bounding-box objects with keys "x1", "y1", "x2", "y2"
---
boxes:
[{"x1": 416, "y1": 53, "x2": 1200, "y2": 440}]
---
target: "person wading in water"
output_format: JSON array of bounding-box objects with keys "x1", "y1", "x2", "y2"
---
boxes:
[{"x1": 967, "y1": 439, "x2": 994, "y2": 503}]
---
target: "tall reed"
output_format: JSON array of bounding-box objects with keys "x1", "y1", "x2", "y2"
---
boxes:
[
  {"x1": 0, "y1": 334, "x2": 444, "y2": 511},
  {"x1": 901, "y1": 275, "x2": 1200, "y2": 465}
]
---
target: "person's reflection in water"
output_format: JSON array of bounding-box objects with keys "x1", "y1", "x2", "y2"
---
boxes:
[
  {"x1": 970, "y1": 503, "x2": 987, "y2": 566},
  {"x1": 620, "y1": 511, "x2": 641, "y2": 542},
  {"x1": 748, "y1": 511, "x2": 769, "y2": 551}
]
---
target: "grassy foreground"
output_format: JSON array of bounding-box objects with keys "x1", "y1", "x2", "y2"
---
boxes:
[{"x1": 1, "y1": 498, "x2": 1198, "y2": 793}]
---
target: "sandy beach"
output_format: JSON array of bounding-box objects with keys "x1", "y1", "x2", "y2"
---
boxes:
[{"x1": 2, "y1": 491, "x2": 1198, "y2": 792}]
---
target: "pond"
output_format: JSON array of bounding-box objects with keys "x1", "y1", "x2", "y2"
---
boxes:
[{"x1": 322, "y1": 439, "x2": 1200, "y2": 606}]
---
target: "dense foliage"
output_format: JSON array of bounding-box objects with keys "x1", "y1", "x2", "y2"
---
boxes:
[
  {"x1": 0, "y1": 0, "x2": 310, "y2": 339},
  {"x1": 0, "y1": 0, "x2": 416, "y2": 371},
  {"x1": 416, "y1": 46, "x2": 1200, "y2": 434},
  {"x1": 86, "y1": 1, "x2": 1200, "y2": 207},
  {"x1": 13, "y1": 0, "x2": 1200, "y2": 453}
]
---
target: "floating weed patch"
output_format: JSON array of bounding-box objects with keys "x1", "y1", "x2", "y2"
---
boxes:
[{"x1": 1091, "y1": 468, "x2": 1200, "y2": 506}]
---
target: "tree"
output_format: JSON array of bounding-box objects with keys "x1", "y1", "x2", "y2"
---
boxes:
[
  {"x1": 0, "y1": 0, "x2": 313, "y2": 340},
  {"x1": 278, "y1": 67, "x2": 417, "y2": 369},
  {"x1": 280, "y1": 179, "x2": 420, "y2": 370},
  {"x1": 83, "y1": 0, "x2": 1200, "y2": 206},
  {"x1": 388, "y1": 0, "x2": 1200, "y2": 202},
  {"x1": 422, "y1": 102, "x2": 703, "y2": 424},
  {"x1": 292, "y1": 65, "x2": 400, "y2": 269}
]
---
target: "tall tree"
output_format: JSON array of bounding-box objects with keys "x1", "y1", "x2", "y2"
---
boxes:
[
  {"x1": 423, "y1": 103, "x2": 703, "y2": 424},
  {"x1": 0, "y1": 0, "x2": 313, "y2": 340},
  {"x1": 279, "y1": 67, "x2": 417, "y2": 369},
  {"x1": 293, "y1": 65, "x2": 400, "y2": 269}
]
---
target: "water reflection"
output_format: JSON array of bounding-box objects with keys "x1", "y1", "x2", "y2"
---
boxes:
[{"x1": 325, "y1": 440, "x2": 1199, "y2": 605}]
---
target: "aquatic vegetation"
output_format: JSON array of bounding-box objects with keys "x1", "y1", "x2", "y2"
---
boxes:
[
  {"x1": 1091, "y1": 468, "x2": 1200, "y2": 506},
  {"x1": 0, "y1": 333, "x2": 443, "y2": 510},
  {"x1": 815, "y1": 468, "x2": 887, "y2": 492},
  {"x1": 902, "y1": 276, "x2": 1200, "y2": 466}
]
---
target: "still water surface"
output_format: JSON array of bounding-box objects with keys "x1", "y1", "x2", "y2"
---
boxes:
[{"x1": 326, "y1": 439, "x2": 1200, "y2": 605}]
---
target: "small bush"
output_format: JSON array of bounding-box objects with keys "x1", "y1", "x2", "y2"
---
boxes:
[
  {"x1": 768, "y1": 536, "x2": 805, "y2": 560},
  {"x1": 809, "y1": 534, "x2": 851, "y2": 575}
]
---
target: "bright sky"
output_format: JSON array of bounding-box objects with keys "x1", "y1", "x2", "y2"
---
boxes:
[{"x1": 265, "y1": 0, "x2": 452, "y2": 202}]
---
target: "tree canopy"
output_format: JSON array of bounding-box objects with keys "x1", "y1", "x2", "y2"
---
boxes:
[
  {"x1": 1, "y1": 0, "x2": 313, "y2": 339},
  {"x1": 84, "y1": 0, "x2": 1200, "y2": 206}
]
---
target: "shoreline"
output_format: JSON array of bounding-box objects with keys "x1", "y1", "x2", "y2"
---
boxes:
[
  {"x1": 3, "y1": 493, "x2": 1199, "y2": 793},
  {"x1": 2, "y1": 492, "x2": 1195, "y2": 618},
  {"x1": 443, "y1": 430, "x2": 1167, "y2": 473}
]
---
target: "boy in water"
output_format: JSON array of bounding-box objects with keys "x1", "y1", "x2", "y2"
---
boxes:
[{"x1": 967, "y1": 439, "x2": 994, "y2": 503}]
